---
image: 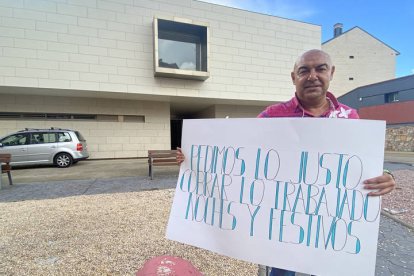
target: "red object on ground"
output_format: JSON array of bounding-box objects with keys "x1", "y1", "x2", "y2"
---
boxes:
[{"x1": 136, "y1": 255, "x2": 203, "y2": 276}]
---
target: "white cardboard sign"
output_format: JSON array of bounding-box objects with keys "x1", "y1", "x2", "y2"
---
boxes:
[{"x1": 166, "y1": 118, "x2": 385, "y2": 276}]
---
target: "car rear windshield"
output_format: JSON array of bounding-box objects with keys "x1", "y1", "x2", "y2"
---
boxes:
[{"x1": 75, "y1": 131, "x2": 86, "y2": 141}]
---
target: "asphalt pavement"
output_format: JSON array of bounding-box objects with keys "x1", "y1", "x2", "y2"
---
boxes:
[
  {"x1": 384, "y1": 151, "x2": 414, "y2": 167},
  {"x1": 1, "y1": 152, "x2": 413, "y2": 275}
]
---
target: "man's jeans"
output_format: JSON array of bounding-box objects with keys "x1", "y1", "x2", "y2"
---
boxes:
[{"x1": 270, "y1": 267, "x2": 295, "y2": 276}]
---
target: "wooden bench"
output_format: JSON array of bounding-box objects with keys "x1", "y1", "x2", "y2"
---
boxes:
[
  {"x1": 148, "y1": 150, "x2": 178, "y2": 180},
  {"x1": 0, "y1": 153, "x2": 13, "y2": 186}
]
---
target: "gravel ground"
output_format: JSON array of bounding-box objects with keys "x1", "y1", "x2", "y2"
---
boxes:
[
  {"x1": 0, "y1": 189, "x2": 257, "y2": 276},
  {"x1": 0, "y1": 168, "x2": 412, "y2": 276},
  {"x1": 381, "y1": 170, "x2": 414, "y2": 226}
]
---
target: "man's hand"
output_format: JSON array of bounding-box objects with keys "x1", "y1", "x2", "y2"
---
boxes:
[
  {"x1": 176, "y1": 147, "x2": 185, "y2": 164},
  {"x1": 364, "y1": 172, "x2": 396, "y2": 196}
]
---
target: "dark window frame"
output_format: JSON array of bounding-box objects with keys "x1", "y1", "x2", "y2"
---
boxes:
[
  {"x1": 153, "y1": 16, "x2": 209, "y2": 81},
  {"x1": 385, "y1": 92, "x2": 399, "y2": 103},
  {"x1": 0, "y1": 112, "x2": 145, "y2": 123}
]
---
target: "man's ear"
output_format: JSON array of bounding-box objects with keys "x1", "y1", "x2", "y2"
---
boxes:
[
  {"x1": 330, "y1": 65, "x2": 335, "y2": 80},
  {"x1": 291, "y1": 71, "x2": 296, "y2": 84}
]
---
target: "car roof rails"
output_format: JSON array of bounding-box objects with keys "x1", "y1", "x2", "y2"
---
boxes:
[
  {"x1": 16, "y1": 127, "x2": 71, "y2": 132},
  {"x1": 17, "y1": 128, "x2": 41, "y2": 132}
]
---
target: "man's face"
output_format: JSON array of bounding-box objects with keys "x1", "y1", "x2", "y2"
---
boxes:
[{"x1": 291, "y1": 51, "x2": 335, "y2": 105}]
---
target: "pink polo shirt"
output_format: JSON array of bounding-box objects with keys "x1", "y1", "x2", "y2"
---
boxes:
[{"x1": 258, "y1": 92, "x2": 359, "y2": 119}]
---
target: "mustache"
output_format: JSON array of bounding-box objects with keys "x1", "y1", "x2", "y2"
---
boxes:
[{"x1": 304, "y1": 82, "x2": 322, "y2": 88}]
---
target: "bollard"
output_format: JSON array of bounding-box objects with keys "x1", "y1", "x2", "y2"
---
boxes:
[
  {"x1": 258, "y1": 264, "x2": 269, "y2": 276},
  {"x1": 136, "y1": 255, "x2": 202, "y2": 276},
  {"x1": 0, "y1": 163, "x2": 2, "y2": 190}
]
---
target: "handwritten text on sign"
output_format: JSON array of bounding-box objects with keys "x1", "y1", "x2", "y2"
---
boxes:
[{"x1": 167, "y1": 118, "x2": 385, "y2": 276}]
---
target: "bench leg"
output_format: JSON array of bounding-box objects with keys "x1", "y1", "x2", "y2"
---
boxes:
[
  {"x1": 150, "y1": 166, "x2": 154, "y2": 180},
  {"x1": 7, "y1": 171, "x2": 12, "y2": 185},
  {"x1": 149, "y1": 164, "x2": 153, "y2": 180}
]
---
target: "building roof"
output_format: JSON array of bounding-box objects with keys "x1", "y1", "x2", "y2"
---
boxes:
[
  {"x1": 323, "y1": 26, "x2": 400, "y2": 55},
  {"x1": 338, "y1": 74, "x2": 414, "y2": 105},
  {"x1": 342, "y1": 74, "x2": 414, "y2": 97}
]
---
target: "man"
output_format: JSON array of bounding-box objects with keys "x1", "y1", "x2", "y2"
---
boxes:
[{"x1": 177, "y1": 49, "x2": 396, "y2": 275}]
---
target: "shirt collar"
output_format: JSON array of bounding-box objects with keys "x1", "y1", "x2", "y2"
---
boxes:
[{"x1": 293, "y1": 91, "x2": 340, "y2": 114}]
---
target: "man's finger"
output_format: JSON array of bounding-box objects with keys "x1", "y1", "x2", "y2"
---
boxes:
[
  {"x1": 364, "y1": 182, "x2": 393, "y2": 190},
  {"x1": 364, "y1": 175, "x2": 390, "y2": 184},
  {"x1": 368, "y1": 187, "x2": 394, "y2": 196}
]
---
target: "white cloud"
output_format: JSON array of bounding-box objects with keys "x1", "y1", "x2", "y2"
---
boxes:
[
  {"x1": 200, "y1": 0, "x2": 316, "y2": 20},
  {"x1": 180, "y1": 62, "x2": 196, "y2": 70},
  {"x1": 411, "y1": 69, "x2": 414, "y2": 74}
]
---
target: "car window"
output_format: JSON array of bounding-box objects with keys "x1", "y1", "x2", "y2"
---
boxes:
[
  {"x1": 1, "y1": 134, "x2": 28, "y2": 146},
  {"x1": 57, "y1": 132, "x2": 72, "y2": 142},
  {"x1": 44, "y1": 133, "x2": 57, "y2": 143},
  {"x1": 31, "y1": 133, "x2": 44, "y2": 144},
  {"x1": 30, "y1": 132, "x2": 57, "y2": 144},
  {"x1": 75, "y1": 131, "x2": 86, "y2": 141}
]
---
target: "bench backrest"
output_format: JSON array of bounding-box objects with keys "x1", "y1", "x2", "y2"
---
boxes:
[
  {"x1": 0, "y1": 153, "x2": 11, "y2": 163},
  {"x1": 148, "y1": 150, "x2": 177, "y2": 159}
]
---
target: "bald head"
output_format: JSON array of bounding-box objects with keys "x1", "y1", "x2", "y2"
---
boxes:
[{"x1": 293, "y1": 49, "x2": 333, "y2": 71}]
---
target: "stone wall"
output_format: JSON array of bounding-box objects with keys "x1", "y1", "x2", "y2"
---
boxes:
[{"x1": 386, "y1": 125, "x2": 414, "y2": 152}]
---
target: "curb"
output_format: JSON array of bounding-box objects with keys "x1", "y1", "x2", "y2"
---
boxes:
[
  {"x1": 381, "y1": 210, "x2": 414, "y2": 230},
  {"x1": 384, "y1": 161, "x2": 414, "y2": 166}
]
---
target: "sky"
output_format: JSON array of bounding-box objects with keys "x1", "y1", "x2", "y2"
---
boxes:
[{"x1": 201, "y1": 0, "x2": 414, "y2": 78}]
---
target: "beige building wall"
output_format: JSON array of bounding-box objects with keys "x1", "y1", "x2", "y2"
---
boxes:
[
  {"x1": 0, "y1": 0, "x2": 321, "y2": 158},
  {"x1": 0, "y1": 0, "x2": 320, "y2": 102},
  {"x1": 0, "y1": 94, "x2": 170, "y2": 159},
  {"x1": 214, "y1": 105, "x2": 264, "y2": 118},
  {"x1": 322, "y1": 27, "x2": 397, "y2": 97},
  {"x1": 194, "y1": 104, "x2": 264, "y2": 119}
]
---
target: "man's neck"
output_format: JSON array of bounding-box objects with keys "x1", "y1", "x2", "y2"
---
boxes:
[{"x1": 300, "y1": 98, "x2": 330, "y2": 117}]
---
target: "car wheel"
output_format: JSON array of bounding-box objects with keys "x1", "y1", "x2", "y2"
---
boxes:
[{"x1": 55, "y1": 153, "x2": 73, "y2": 168}]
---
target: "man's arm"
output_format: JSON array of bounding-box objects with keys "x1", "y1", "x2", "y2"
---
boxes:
[{"x1": 363, "y1": 172, "x2": 396, "y2": 196}]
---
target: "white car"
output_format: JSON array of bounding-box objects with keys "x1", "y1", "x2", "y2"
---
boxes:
[{"x1": 0, "y1": 128, "x2": 89, "y2": 168}]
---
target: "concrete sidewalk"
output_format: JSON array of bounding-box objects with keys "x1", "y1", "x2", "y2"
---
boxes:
[
  {"x1": 385, "y1": 151, "x2": 414, "y2": 165},
  {"x1": 1, "y1": 157, "x2": 413, "y2": 275},
  {"x1": 2, "y1": 150, "x2": 412, "y2": 186},
  {"x1": 1, "y1": 158, "x2": 178, "y2": 186}
]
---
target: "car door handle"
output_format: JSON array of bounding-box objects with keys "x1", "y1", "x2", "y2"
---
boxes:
[{"x1": 51, "y1": 146, "x2": 56, "y2": 148}]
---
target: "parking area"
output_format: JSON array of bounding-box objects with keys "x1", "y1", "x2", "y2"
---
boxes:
[
  {"x1": 2, "y1": 158, "x2": 179, "y2": 185},
  {"x1": 2, "y1": 150, "x2": 411, "y2": 183},
  {"x1": 0, "y1": 150, "x2": 412, "y2": 186}
]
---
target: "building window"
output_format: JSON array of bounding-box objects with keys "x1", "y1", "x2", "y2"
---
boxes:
[
  {"x1": 349, "y1": 77, "x2": 354, "y2": 80},
  {"x1": 349, "y1": 56, "x2": 354, "y2": 59},
  {"x1": 0, "y1": 112, "x2": 145, "y2": 123},
  {"x1": 385, "y1": 92, "x2": 399, "y2": 103},
  {"x1": 153, "y1": 17, "x2": 209, "y2": 81},
  {"x1": 123, "y1": 115, "x2": 145, "y2": 122},
  {"x1": 96, "y1": 115, "x2": 118, "y2": 122}
]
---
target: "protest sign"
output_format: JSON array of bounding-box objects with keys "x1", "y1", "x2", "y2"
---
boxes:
[{"x1": 166, "y1": 118, "x2": 385, "y2": 276}]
